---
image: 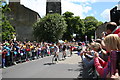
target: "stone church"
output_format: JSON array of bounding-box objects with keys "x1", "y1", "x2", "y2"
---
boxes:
[{"x1": 8, "y1": 0, "x2": 40, "y2": 41}]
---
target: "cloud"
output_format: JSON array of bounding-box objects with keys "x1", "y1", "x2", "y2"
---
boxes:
[
  {"x1": 87, "y1": 12, "x2": 96, "y2": 17},
  {"x1": 63, "y1": 0, "x2": 96, "y2": 3},
  {"x1": 100, "y1": 9, "x2": 110, "y2": 22},
  {"x1": 62, "y1": 0, "x2": 92, "y2": 19},
  {"x1": 84, "y1": 6, "x2": 92, "y2": 13},
  {"x1": 64, "y1": 0, "x2": 120, "y2": 2},
  {"x1": 94, "y1": 0, "x2": 120, "y2": 2}
]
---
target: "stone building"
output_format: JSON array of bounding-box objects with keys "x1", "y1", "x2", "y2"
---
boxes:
[
  {"x1": 95, "y1": 23, "x2": 107, "y2": 39},
  {"x1": 46, "y1": 0, "x2": 61, "y2": 15},
  {"x1": 8, "y1": 0, "x2": 40, "y2": 41}
]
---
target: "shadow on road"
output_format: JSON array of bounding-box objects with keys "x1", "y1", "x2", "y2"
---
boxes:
[
  {"x1": 67, "y1": 62, "x2": 83, "y2": 72},
  {"x1": 43, "y1": 63, "x2": 56, "y2": 65},
  {"x1": 77, "y1": 62, "x2": 83, "y2": 78},
  {"x1": 67, "y1": 68, "x2": 83, "y2": 72},
  {"x1": 74, "y1": 68, "x2": 83, "y2": 72}
]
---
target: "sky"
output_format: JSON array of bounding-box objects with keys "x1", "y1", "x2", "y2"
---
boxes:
[{"x1": 7, "y1": 0, "x2": 120, "y2": 22}]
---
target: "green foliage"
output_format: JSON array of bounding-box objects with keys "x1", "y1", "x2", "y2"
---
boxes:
[
  {"x1": 84, "y1": 16, "x2": 103, "y2": 40},
  {"x1": 63, "y1": 11, "x2": 74, "y2": 18},
  {"x1": 62, "y1": 12, "x2": 103, "y2": 41},
  {"x1": 0, "y1": 0, "x2": 2, "y2": 41},
  {"x1": 1, "y1": 2, "x2": 15, "y2": 41},
  {"x1": 97, "y1": 21, "x2": 103, "y2": 26},
  {"x1": 62, "y1": 11, "x2": 85, "y2": 41},
  {"x1": 33, "y1": 13, "x2": 67, "y2": 42},
  {"x1": 2, "y1": 20, "x2": 15, "y2": 40}
]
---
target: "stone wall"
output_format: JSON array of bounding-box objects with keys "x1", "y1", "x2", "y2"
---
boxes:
[{"x1": 8, "y1": 2, "x2": 40, "y2": 41}]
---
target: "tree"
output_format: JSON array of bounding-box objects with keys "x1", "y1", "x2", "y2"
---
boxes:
[
  {"x1": 62, "y1": 11, "x2": 74, "y2": 41},
  {"x1": 77, "y1": 19, "x2": 85, "y2": 41},
  {"x1": 62, "y1": 11, "x2": 84, "y2": 41},
  {"x1": 97, "y1": 21, "x2": 103, "y2": 26},
  {"x1": 33, "y1": 13, "x2": 67, "y2": 42},
  {"x1": 1, "y1": 1, "x2": 15, "y2": 41},
  {"x1": 84, "y1": 16, "x2": 103, "y2": 40},
  {"x1": 0, "y1": 0, "x2": 2, "y2": 41}
]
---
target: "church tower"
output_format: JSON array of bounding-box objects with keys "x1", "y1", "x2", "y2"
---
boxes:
[{"x1": 46, "y1": 0, "x2": 61, "y2": 15}]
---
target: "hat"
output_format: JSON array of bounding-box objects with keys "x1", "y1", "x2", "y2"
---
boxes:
[{"x1": 5, "y1": 43, "x2": 9, "y2": 46}]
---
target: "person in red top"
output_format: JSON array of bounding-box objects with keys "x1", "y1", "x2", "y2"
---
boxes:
[
  {"x1": 2, "y1": 49, "x2": 7, "y2": 68},
  {"x1": 70, "y1": 45, "x2": 73, "y2": 56},
  {"x1": 94, "y1": 34, "x2": 120, "y2": 78},
  {"x1": 106, "y1": 22, "x2": 120, "y2": 37}
]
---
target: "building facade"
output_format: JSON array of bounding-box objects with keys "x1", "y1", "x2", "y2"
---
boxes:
[{"x1": 8, "y1": 0, "x2": 40, "y2": 41}]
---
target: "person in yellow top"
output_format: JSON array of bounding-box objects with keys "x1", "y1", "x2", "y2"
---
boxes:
[{"x1": 23, "y1": 45, "x2": 26, "y2": 49}]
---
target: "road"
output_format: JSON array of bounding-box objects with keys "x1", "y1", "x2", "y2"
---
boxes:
[{"x1": 2, "y1": 51, "x2": 83, "y2": 79}]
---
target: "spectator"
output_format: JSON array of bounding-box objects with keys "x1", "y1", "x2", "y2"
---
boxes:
[
  {"x1": 106, "y1": 22, "x2": 120, "y2": 37},
  {"x1": 46, "y1": 44, "x2": 50, "y2": 56},
  {"x1": 95, "y1": 39, "x2": 108, "y2": 59},
  {"x1": 70, "y1": 45, "x2": 73, "y2": 56},
  {"x1": 25, "y1": 44, "x2": 31, "y2": 61},
  {"x1": 2, "y1": 49, "x2": 7, "y2": 68},
  {"x1": 80, "y1": 42, "x2": 105, "y2": 78},
  {"x1": 94, "y1": 34, "x2": 120, "y2": 78},
  {"x1": 0, "y1": 45, "x2": 2, "y2": 66}
]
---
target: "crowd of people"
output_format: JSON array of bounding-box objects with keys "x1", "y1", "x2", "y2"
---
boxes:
[
  {"x1": 80, "y1": 22, "x2": 120, "y2": 79},
  {"x1": 1, "y1": 40, "x2": 76, "y2": 68}
]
